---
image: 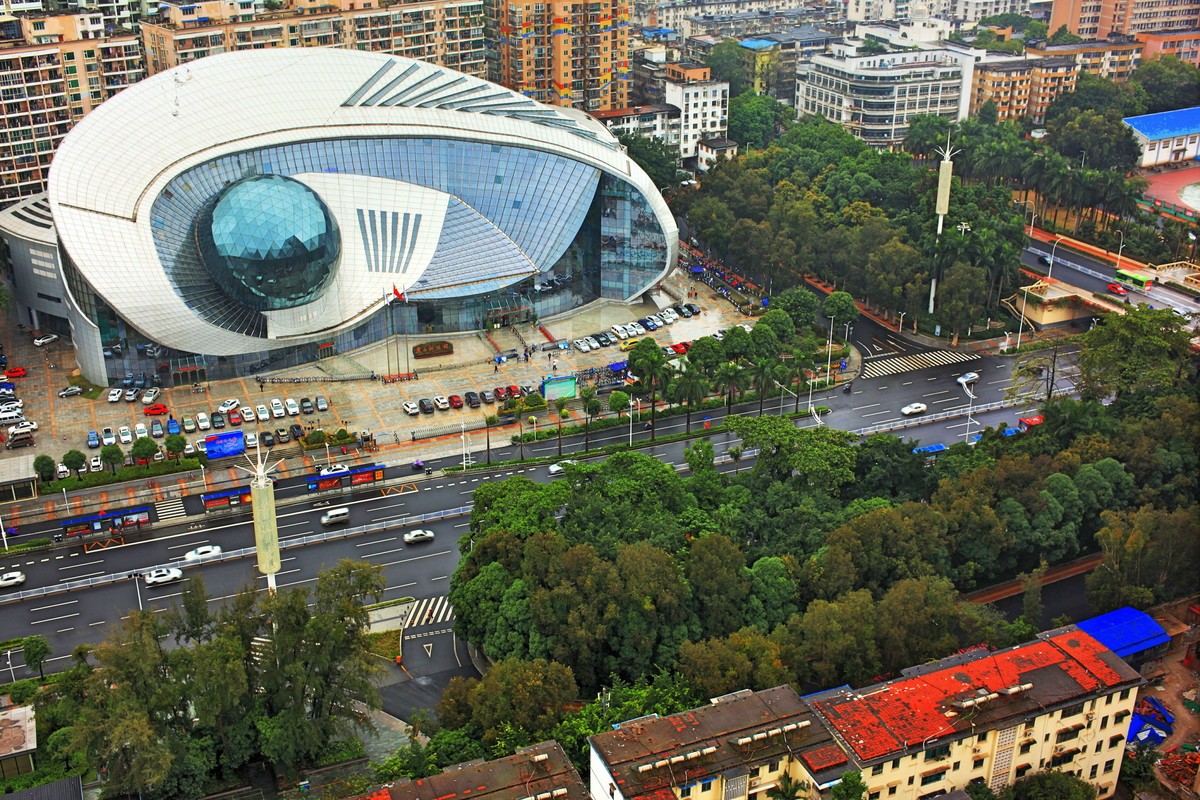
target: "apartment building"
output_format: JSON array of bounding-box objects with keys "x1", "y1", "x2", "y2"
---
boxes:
[
  {"x1": 806, "y1": 630, "x2": 1142, "y2": 799},
  {"x1": 1050, "y1": 0, "x2": 1200, "y2": 39},
  {"x1": 0, "y1": 13, "x2": 143, "y2": 204},
  {"x1": 1025, "y1": 35, "x2": 1142, "y2": 81},
  {"x1": 141, "y1": 0, "x2": 486, "y2": 78},
  {"x1": 970, "y1": 56, "x2": 1077, "y2": 124},
  {"x1": 798, "y1": 41, "x2": 965, "y2": 149},
  {"x1": 1136, "y1": 29, "x2": 1200, "y2": 66},
  {"x1": 369, "y1": 742, "x2": 590, "y2": 800},
  {"x1": 597, "y1": 60, "x2": 726, "y2": 161},
  {"x1": 488, "y1": 0, "x2": 630, "y2": 112},
  {"x1": 592, "y1": 103, "x2": 680, "y2": 144},
  {"x1": 696, "y1": 134, "x2": 736, "y2": 169},
  {"x1": 643, "y1": 0, "x2": 834, "y2": 33},
  {"x1": 680, "y1": 9, "x2": 820, "y2": 40}
]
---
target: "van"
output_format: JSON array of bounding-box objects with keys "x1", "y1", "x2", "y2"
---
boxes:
[
  {"x1": 319, "y1": 507, "x2": 350, "y2": 526},
  {"x1": 0, "y1": 410, "x2": 24, "y2": 426},
  {"x1": 5, "y1": 431, "x2": 33, "y2": 449}
]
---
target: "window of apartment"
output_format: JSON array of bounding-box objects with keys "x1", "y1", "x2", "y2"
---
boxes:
[
  {"x1": 1119, "y1": 689, "x2": 1131, "y2": 701},
  {"x1": 973, "y1": 758, "x2": 985, "y2": 770},
  {"x1": 924, "y1": 745, "x2": 950, "y2": 761},
  {"x1": 888, "y1": 788, "x2": 897, "y2": 796},
  {"x1": 1056, "y1": 728, "x2": 1082, "y2": 744},
  {"x1": 1100, "y1": 715, "x2": 1109, "y2": 729},
  {"x1": 1114, "y1": 711, "x2": 1131, "y2": 724},
  {"x1": 36, "y1": 293, "x2": 61, "y2": 303},
  {"x1": 919, "y1": 770, "x2": 947, "y2": 786},
  {"x1": 1015, "y1": 764, "x2": 1032, "y2": 779},
  {"x1": 767, "y1": 762, "x2": 779, "y2": 774},
  {"x1": 1060, "y1": 703, "x2": 1085, "y2": 719},
  {"x1": 869, "y1": 793, "x2": 880, "y2": 800},
  {"x1": 701, "y1": 781, "x2": 713, "y2": 793},
  {"x1": 1109, "y1": 735, "x2": 1125, "y2": 748},
  {"x1": 1090, "y1": 764, "x2": 1099, "y2": 779},
  {"x1": 680, "y1": 786, "x2": 692, "y2": 797},
  {"x1": 749, "y1": 767, "x2": 761, "y2": 779},
  {"x1": 32, "y1": 20, "x2": 45, "y2": 30},
  {"x1": 976, "y1": 733, "x2": 988, "y2": 743},
  {"x1": 871, "y1": 765, "x2": 884, "y2": 776},
  {"x1": 892, "y1": 759, "x2": 901, "y2": 770},
  {"x1": 1019, "y1": 741, "x2": 1034, "y2": 755},
  {"x1": 1104, "y1": 759, "x2": 1115, "y2": 773}
]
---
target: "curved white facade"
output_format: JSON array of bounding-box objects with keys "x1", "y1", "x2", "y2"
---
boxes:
[{"x1": 47, "y1": 48, "x2": 677, "y2": 364}]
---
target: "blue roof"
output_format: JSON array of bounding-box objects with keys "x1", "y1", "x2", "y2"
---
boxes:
[
  {"x1": 740, "y1": 38, "x2": 778, "y2": 50},
  {"x1": 1076, "y1": 607, "x2": 1169, "y2": 659},
  {"x1": 1123, "y1": 106, "x2": 1200, "y2": 141}
]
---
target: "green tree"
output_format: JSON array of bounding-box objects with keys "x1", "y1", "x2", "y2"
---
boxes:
[
  {"x1": 728, "y1": 92, "x2": 791, "y2": 148},
  {"x1": 21, "y1": 634, "x2": 50, "y2": 679},
  {"x1": 608, "y1": 390, "x2": 631, "y2": 418},
  {"x1": 686, "y1": 535, "x2": 750, "y2": 638},
  {"x1": 1025, "y1": 19, "x2": 1047, "y2": 38},
  {"x1": 1076, "y1": 306, "x2": 1195, "y2": 403},
  {"x1": 629, "y1": 338, "x2": 674, "y2": 440},
  {"x1": 831, "y1": 770, "x2": 868, "y2": 800},
  {"x1": 748, "y1": 357, "x2": 782, "y2": 416},
  {"x1": 436, "y1": 658, "x2": 578, "y2": 745},
  {"x1": 131, "y1": 436, "x2": 160, "y2": 467},
  {"x1": 33, "y1": 454, "x2": 56, "y2": 483},
  {"x1": 822, "y1": 291, "x2": 858, "y2": 324},
  {"x1": 714, "y1": 361, "x2": 749, "y2": 410},
  {"x1": 684, "y1": 336, "x2": 725, "y2": 376},
  {"x1": 618, "y1": 131, "x2": 682, "y2": 189},
  {"x1": 772, "y1": 286, "x2": 820, "y2": 330},
  {"x1": 705, "y1": 40, "x2": 753, "y2": 96},
  {"x1": 1120, "y1": 746, "x2": 1159, "y2": 791},
  {"x1": 1047, "y1": 24, "x2": 1083, "y2": 44},
  {"x1": 61, "y1": 449, "x2": 86, "y2": 479},
  {"x1": 757, "y1": 308, "x2": 795, "y2": 343},
  {"x1": 668, "y1": 367, "x2": 711, "y2": 432},
  {"x1": 100, "y1": 443, "x2": 125, "y2": 474},
  {"x1": 164, "y1": 433, "x2": 187, "y2": 461},
  {"x1": 1004, "y1": 770, "x2": 1096, "y2": 799},
  {"x1": 1131, "y1": 55, "x2": 1200, "y2": 114}
]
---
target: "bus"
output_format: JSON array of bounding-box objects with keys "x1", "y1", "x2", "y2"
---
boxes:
[{"x1": 1115, "y1": 269, "x2": 1155, "y2": 289}]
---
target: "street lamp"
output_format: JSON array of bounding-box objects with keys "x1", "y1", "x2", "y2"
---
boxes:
[
  {"x1": 1015, "y1": 281, "x2": 1031, "y2": 351},
  {"x1": 824, "y1": 315, "x2": 836, "y2": 389},
  {"x1": 897, "y1": 310, "x2": 907, "y2": 333},
  {"x1": 628, "y1": 398, "x2": 635, "y2": 446},
  {"x1": 1115, "y1": 230, "x2": 1126, "y2": 273},
  {"x1": 1048, "y1": 235, "x2": 1065, "y2": 281}
]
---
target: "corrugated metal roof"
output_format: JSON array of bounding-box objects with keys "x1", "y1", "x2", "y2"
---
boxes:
[
  {"x1": 1123, "y1": 106, "x2": 1200, "y2": 142},
  {"x1": 1076, "y1": 607, "x2": 1170, "y2": 659}
]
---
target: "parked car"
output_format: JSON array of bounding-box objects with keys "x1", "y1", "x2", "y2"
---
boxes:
[
  {"x1": 133, "y1": 423, "x2": 147, "y2": 439},
  {"x1": 143, "y1": 568, "x2": 183, "y2": 586},
  {"x1": 284, "y1": 398, "x2": 300, "y2": 416},
  {"x1": 124, "y1": 387, "x2": 141, "y2": 402},
  {"x1": 464, "y1": 392, "x2": 481, "y2": 408},
  {"x1": 211, "y1": 412, "x2": 225, "y2": 429},
  {"x1": 196, "y1": 412, "x2": 210, "y2": 430},
  {"x1": 183, "y1": 416, "x2": 197, "y2": 433},
  {"x1": 228, "y1": 409, "x2": 242, "y2": 426},
  {"x1": 270, "y1": 399, "x2": 286, "y2": 418},
  {"x1": 101, "y1": 427, "x2": 116, "y2": 446},
  {"x1": 107, "y1": 388, "x2": 124, "y2": 403},
  {"x1": 288, "y1": 423, "x2": 304, "y2": 441},
  {"x1": 403, "y1": 401, "x2": 420, "y2": 416},
  {"x1": 433, "y1": 396, "x2": 450, "y2": 411},
  {"x1": 315, "y1": 395, "x2": 329, "y2": 412},
  {"x1": 141, "y1": 387, "x2": 162, "y2": 404},
  {"x1": 573, "y1": 339, "x2": 591, "y2": 353},
  {"x1": 244, "y1": 432, "x2": 257, "y2": 448},
  {"x1": 167, "y1": 418, "x2": 181, "y2": 436},
  {"x1": 448, "y1": 395, "x2": 464, "y2": 409},
  {"x1": 673, "y1": 304, "x2": 692, "y2": 318},
  {"x1": 619, "y1": 339, "x2": 638, "y2": 352},
  {"x1": 240, "y1": 406, "x2": 256, "y2": 423},
  {"x1": 150, "y1": 420, "x2": 165, "y2": 438},
  {"x1": 143, "y1": 403, "x2": 169, "y2": 416},
  {"x1": 260, "y1": 431, "x2": 275, "y2": 447},
  {"x1": 480, "y1": 390, "x2": 495, "y2": 404},
  {"x1": 418, "y1": 398, "x2": 435, "y2": 414},
  {"x1": 683, "y1": 303, "x2": 701, "y2": 315},
  {"x1": 119, "y1": 425, "x2": 135, "y2": 444},
  {"x1": 58, "y1": 385, "x2": 83, "y2": 398},
  {"x1": 4, "y1": 367, "x2": 26, "y2": 379},
  {"x1": 493, "y1": 386, "x2": 509, "y2": 401},
  {"x1": 86, "y1": 430, "x2": 100, "y2": 449},
  {"x1": 256, "y1": 404, "x2": 270, "y2": 421},
  {"x1": 274, "y1": 427, "x2": 290, "y2": 443},
  {"x1": 216, "y1": 398, "x2": 241, "y2": 414},
  {"x1": 89, "y1": 455, "x2": 103, "y2": 473},
  {"x1": 33, "y1": 333, "x2": 58, "y2": 347},
  {"x1": 300, "y1": 397, "x2": 314, "y2": 414}
]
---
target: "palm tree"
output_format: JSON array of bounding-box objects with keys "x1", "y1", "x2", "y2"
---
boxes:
[
  {"x1": 748, "y1": 357, "x2": 781, "y2": 416},
  {"x1": 766, "y1": 773, "x2": 809, "y2": 800},
  {"x1": 714, "y1": 361, "x2": 749, "y2": 411},
  {"x1": 641, "y1": 358, "x2": 675, "y2": 441},
  {"x1": 580, "y1": 386, "x2": 598, "y2": 452},
  {"x1": 554, "y1": 397, "x2": 569, "y2": 457},
  {"x1": 667, "y1": 365, "x2": 710, "y2": 432}
]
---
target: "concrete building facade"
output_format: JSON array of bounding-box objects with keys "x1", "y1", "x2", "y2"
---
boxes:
[
  {"x1": 970, "y1": 56, "x2": 1077, "y2": 124},
  {"x1": 1135, "y1": 30, "x2": 1200, "y2": 65},
  {"x1": 1124, "y1": 106, "x2": 1200, "y2": 166},
  {"x1": 1024, "y1": 36, "x2": 1142, "y2": 80},
  {"x1": 1049, "y1": 0, "x2": 1200, "y2": 39}
]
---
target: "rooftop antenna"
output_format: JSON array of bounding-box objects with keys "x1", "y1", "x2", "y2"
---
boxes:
[
  {"x1": 929, "y1": 129, "x2": 960, "y2": 314},
  {"x1": 234, "y1": 441, "x2": 284, "y2": 594}
]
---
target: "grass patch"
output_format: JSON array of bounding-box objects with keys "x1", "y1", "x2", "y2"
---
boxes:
[
  {"x1": 366, "y1": 631, "x2": 402, "y2": 661},
  {"x1": 66, "y1": 374, "x2": 105, "y2": 400}
]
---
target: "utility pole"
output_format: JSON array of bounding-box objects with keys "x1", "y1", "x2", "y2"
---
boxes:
[{"x1": 929, "y1": 131, "x2": 961, "y2": 315}]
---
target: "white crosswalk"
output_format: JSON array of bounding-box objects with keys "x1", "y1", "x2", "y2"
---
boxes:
[
  {"x1": 156, "y1": 497, "x2": 187, "y2": 521},
  {"x1": 406, "y1": 595, "x2": 455, "y2": 627},
  {"x1": 860, "y1": 349, "x2": 979, "y2": 380}
]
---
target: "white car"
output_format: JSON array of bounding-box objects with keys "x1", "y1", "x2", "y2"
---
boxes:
[
  {"x1": 319, "y1": 464, "x2": 348, "y2": 475},
  {"x1": 660, "y1": 309, "x2": 678, "y2": 324},
  {"x1": 143, "y1": 567, "x2": 184, "y2": 586},
  {"x1": 0, "y1": 399, "x2": 22, "y2": 411},
  {"x1": 256, "y1": 403, "x2": 270, "y2": 421},
  {"x1": 0, "y1": 571, "x2": 26, "y2": 588},
  {"x1": 57, "y1": 385, "x2": 83, "y2": 398},
  {"x1": 184, "y1": 443, "x2": 196, "y2": 456},
  {"x1": 196, "y1": 412, "x2": 211, "y2": 430},
  {"x1": 134, "y1": 423, "x2": 148, "y2": 439},
  {"x1": 584, "y1": 336, "x2": 601, "y2": 350},
  {"x1": 101, "y1": 427, "x2": 117, "y2": 446},
  {"x1": 901, "y1": 403, "x2": 928, "y2": 416},
  {"x1": 403, "y1": 401, "x2": 420, "y2": 416},
  {"x1": 433, "y1": 396, "x2": 451, "y2": 411},
  {"x1": 9, "y1": 420, "x2": 37, "y2": 435},
  {"x1": 270, "y1": 398, "x2": 286, "y2": 418},
  {"x1": 89, "y1": 455, "x2": 103, "y2": 472},
  {"x1": 573, "y1": 339, "x2": 591, "y2": 353},
  {"x1": 548, "y1": 459, "x2": 577, "y2": 475},
  {"x1": 610, "y1": 325, "x2": 629, "y2": 340},
  {"x1": 116, "y1": 425, "x2": 133, "y2": 444},
  {"x1": 240, "y1": 406, "x2": 257, "y2": 423},
  {"x1": 33, "y1": 333, "x2": 58, "y2": 347},
  {"x1": 107, "y1": 388, "x2": 124, "y2": 403},
  {"x1": 284, "y1": 398, "x2": 300, "y2": 416},
  {"x1": 957, "y1": 372, "x2": 980, "y2": 386},
  {"x1": 141, "y1": 387, "x2": 162, "y2": 404},
  {"x1": 184, "y1": 545, "x2": 222, "y2": 561},
  {"x1": 56, "y1": 463, "x2": 71, "y2": 479},
  {"x1": 244, "y1": 432, "x2": 258, "y2": 448},
  {"x1": 216, "y1": 398, "x2": 241, "y2": 414},
  {"x1": 403, "y1": 529, "x2": 435, "y2": 543},
  {"x1": 648, "y1": 314, "x2": 665, "y2": 328}
]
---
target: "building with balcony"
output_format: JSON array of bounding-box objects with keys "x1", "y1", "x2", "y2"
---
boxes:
[
  {"x1": 679, "y1": 9, "x2": 823, "y2": 40},
  {"x1": 970, "y1": 56, "x2": 1077, "y2": 124},
  {"x1": 642, "y1": 0, "x2": 836, "y2": 33},
  {"x1": 798, "y1": 41, "x2": 965, "y2": 149},
  {"x1": 1024, "y1": 35, "x2": 1142, "y2": 81},
  {"x1": 0, "y1": 15, "x2": 144, "y2": 205},
  {"x1": 1050, "y1": 0, "x2": 1200, "y2": 39},
  {"x1": 141, "y1": 0, "x2": 485, "y2": 77},
  {"x1": 487, "y1": 0, "x2": 631, "y2": 112},
  {"x1": 591, "y1": 103, "x2": 681, "y2": 145},
  {"x1": 0, "y1": 48, "x2": 677, "y2": 387},
  {"x1": 1135, "y1": 30, "x2": 1200, "y2": 66}
]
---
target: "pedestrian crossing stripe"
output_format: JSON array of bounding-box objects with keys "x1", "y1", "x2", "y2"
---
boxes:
[
  {"x1": 406, "y1": 595, "x2": 455, "y2": 627},
  {"x1": 156, "y1": 497, "x2": 187, "y2": 521},
  {"x1": 859, "y1": 350, "x2": 978, "y2": 380}
]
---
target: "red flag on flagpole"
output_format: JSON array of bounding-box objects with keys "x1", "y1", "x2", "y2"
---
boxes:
[{"x1": 392, "y1": 285, "x2": 407, "y2": 302}]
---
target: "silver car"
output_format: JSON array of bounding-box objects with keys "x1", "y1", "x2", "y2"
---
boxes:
[{"x1": 403, "y1": 529, "x2": 435, "y2": 543}]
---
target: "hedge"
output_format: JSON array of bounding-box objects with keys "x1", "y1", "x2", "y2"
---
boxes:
[{"x1": 41, "y1": 457, "x2": 205, "y2": 494}]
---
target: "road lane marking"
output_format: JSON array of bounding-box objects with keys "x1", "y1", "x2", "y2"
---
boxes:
[
  {"x1": 56, "y1": 627, "x2": 74, "y2": 633},
  {"x1": 861, "y1": 410, "x2": 891, "y2": 418},
  {"x1": 57, "y1": 560, "x2": 106, "y2": 571},
  {"x1": 89, "y1": 620, "x2": 107, "y2": 626},
  {"x1": 852, "y1": 403, "x2": 879, "y2": 411},
  {"x1": 31, "y1": 612, "x2": 79, "y2": 625},
  {"x1": 167, "y1": 540, "x2": 208, "y2": 550},
  {"x1": 29, "y1": 600, "x2": 78, "y2": 612}
]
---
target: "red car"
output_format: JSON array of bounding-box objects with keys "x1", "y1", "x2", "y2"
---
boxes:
[
  {"x1": 494, "y1": 386, "x2": 509, "y2": 401},
  {"x1": 143, "y1": 403, "x2": 169, "y2": 416},
  {"x1": 1106, "y1": 282, "x2": 1128, "y2": 295},
  {"x1": 448, "y1": 395, "x2": 464, "y2": 409},
  {"x1": 671, "y1": 343, "x2": 688, "y2": 354},
  {"x1": 228, "y1": 409, "x2": 242, "y2": 425},
  {"x1": 4, "y1": 367, "x2": 26, "y2": 378},
  {"x1": 506, "y1": 385, "x2": 522, "y2": 398}
]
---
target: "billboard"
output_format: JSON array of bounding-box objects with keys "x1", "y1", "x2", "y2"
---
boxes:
[
  {"x1": 541, "y1": 375, "x2": 577, "y2": 401},
  {"x1": 205, "y1": 430, "x2": 246, "y2": 459}
]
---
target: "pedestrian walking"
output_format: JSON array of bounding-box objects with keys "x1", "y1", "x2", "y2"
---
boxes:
[
  {"x1": 494, "y1": 362, "x2": 499, "y2": 373},
  {"x1": 552, "y1": 359, "x2": 558, "y2": 371}
]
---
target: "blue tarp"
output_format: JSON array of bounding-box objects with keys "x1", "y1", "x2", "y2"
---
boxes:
[
  {"x1": 690, "y1": 265, "x2": 704, "y2": 273},
  {"x1": 608, "y1": 361, "x2": 628, "y2": 373},
  {"x1": 1077, "y1": 607, "x2": 1170, "y2": 659},
  {"x1": 1128, "y1": 714, "x2": 1169, "y2": 745}
]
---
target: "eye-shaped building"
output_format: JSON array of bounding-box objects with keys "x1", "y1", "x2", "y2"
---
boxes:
[{"x1": 2, "y1": 48, "x2": 676, "y2": 386}]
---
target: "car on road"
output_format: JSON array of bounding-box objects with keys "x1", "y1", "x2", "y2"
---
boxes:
[
  {"x1": 167, "y1": 418, "x2": 181, "y2": 436},
  {"x1": 418, "y1": 398, "x2": 435, "y2": 414},
  {"x1": 1036, "y1": 255, "x2": 1051, "y2": 266},
  {"x1": 260, "y1": 431, "x2": 275, "y2": 447},
  {"x1": 216, "y1": 398, "x2": 241, "y2": 414},
  {"x1": 143, "y1": 567, "x2": 184, "y2": 586},
  {"x1": 58, "y1": 385, "x2": 83, "y2": 398},
  {"x1": 285, "y1": 398, "x2": 300, "y2": 416},
  {"x1": 184, "y1": 545, "x2": 222, "y2": 561},
  {"x1": 403, "y1": 401, "x2": 420, "y2": 416},
  {"x1": 101, "y1": 427, "x2": 116, "y2": 446},
  {"x1": 270, "y1": 398, "x2": 286, "y2": 418},
  {"x1": 319, "y1": 464, "x2": 348, "y2": 475},
  {"x1": 403, "y1": 529, "x2": 435, "y2": 543},
  {"x1": 256, "y1": 403, "x2": 270, "y2": 421},
  {"x1": 956, "y1": 372, "x2": 979, "y2": 387},
  {"x1": 150, "y1": 420, "x2": 165, "y2": 438},
  {"x1": 480, "y1": 389, "x2": 495, "y2": 404},
  {"x1": 901, "y1": 402, "x2": 928, "y2": 416},
  {"x1": 143, "y1": 403, "x2": 169, "y2": 416},
  {"x1": 33, "y1": 333, "x2": 58, "y2": 347},
  {"x1": 289, "y1": 423, "x2": 304, "y2": 441},
  {"x1": 448, "y1": 394, "x2": 464, "y2": 409},
  {"x1": 86, "y1": 430, "x2": 100, "y2": 449},
  {"x1": 464, "y1": 392, "x2": 481, "y2": 408},
  {"x1": 433, "y1": 396, "x2": 450, "y2": 411},
  {"x1": 244, "y1": 432, "x2": 257, "y2": 448},
  {"x1": 548, "y1": 460, "x2": 577, "y2": 475},
  {"x1": 107, "y1": 388, "x2": 124, "y2": 403},
  {"x1": 183, "y1": 416, "x2": 197, "y2": 433},
  {"x1": 119, "y1": 425, "x2": 134, "y2": 444},
  {"x1": 240, "y1": 406, "x2": 256, "y2": 423},
  {"x1": 0, "y1": 571, "x2": 26, "y2": 588},
  {"x1": 134, "y1": 423, "x2": 148, "y2": 439},
  {"x1": 89, "y1": 455, "x2": 103, "y2": 472},
  {"x1": 4, "y1": 367, "x2": 26, "y2": 379},
  {"x1": 142, "y1": 387, "x2": 162, "y2": 404},
  {"x1": 315, "y1": 395, "x2": 329, "y2": 412},
  {"x1": 300, "y1": 397, "x2": 314, "y2": 415},
  {"x1": 196, "y1": 412, "x2": 210, "y2": 430},
  {"x1": 1106, "y1": 282, "x2": 1128, "y2": 295}
]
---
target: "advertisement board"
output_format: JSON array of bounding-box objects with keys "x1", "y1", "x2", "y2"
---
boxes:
[
  {"x1": 205, "y1": 431, "x2": 246, "y2": 459},
  {"x1": 541, "y1": 375, "x2": 578, "y2": 401}
]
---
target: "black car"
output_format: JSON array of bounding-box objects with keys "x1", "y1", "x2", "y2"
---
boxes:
[
  {"x1": 593, "y1": 332, "x2": 613, "y2": 346},
  {"x1": 465, "y1": 391, "x2": 481, "y2": 408},
  {"x1": 261, "y1": 430, "x2": 276, "y2": 447},
  {"x1": 211, "y1": 411, "x2": 225, "y2": 429},
  {"x1": 683, "y1": 302, "x2": 701, "y2": 316},
  {"x1": 275, "y1": 427, "x2": 291, "y2": 443},
  {"x1": 300, "y1": 397, "x2": 314, "y2": 414},
  {"x1": 289, "y1": 423, "x2": 305, "y2": 440},
  {"x1": 673, "y1": 304, "x2": 692, "y2": 318},
  {"x1": 418, "y1": 398, "x2": 435, "y2": 414}
]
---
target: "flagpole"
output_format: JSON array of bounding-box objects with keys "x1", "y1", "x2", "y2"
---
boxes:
[{"x1": 384, "y1": 291, "x2": 393, "y2": 378}]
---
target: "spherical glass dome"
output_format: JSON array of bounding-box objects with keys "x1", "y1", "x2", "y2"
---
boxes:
[{"x1": 197, "y1": 175, "x2": 340, "y2": 311}]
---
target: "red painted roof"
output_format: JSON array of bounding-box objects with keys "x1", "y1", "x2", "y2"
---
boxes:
[
  {"x1": 802, "y1": 743, "x2": 849, "y2": 773},
  {"x1": 811, "y1": 631, "x2": 1140, "y2": 762}
]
